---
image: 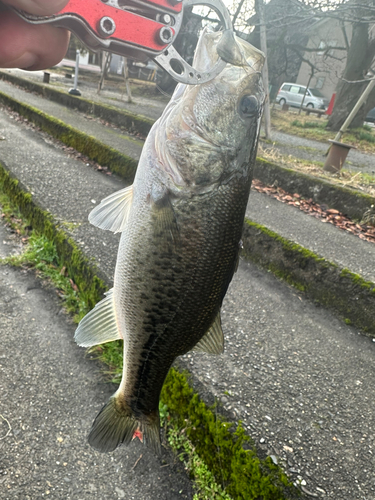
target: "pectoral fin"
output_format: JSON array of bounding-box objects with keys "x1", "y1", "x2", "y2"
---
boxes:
[
  {"x1": 151, "y1": 185, "x2": 179, "y2": 245},
  {"x1": 192, "y1": 312, "x2": 224, "y2": 354},
  {"x1": 89, "y1": 185, "x2": 133, "y2": 233},
  {"x1": 74, "y1": 289, "x2": 122, "y2": 347}
]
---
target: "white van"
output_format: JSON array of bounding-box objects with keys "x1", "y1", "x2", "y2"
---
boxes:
[{"x1": 276, "y1": 83, "x2": 329, "y2": 109}]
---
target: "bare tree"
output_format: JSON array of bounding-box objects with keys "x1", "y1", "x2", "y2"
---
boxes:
[
  {"x1": 326, "y1": 2, "x2": 375, "y2": 129},
  {"x1": 246, "y1": 0, "x2": 375, "y2": 129}
]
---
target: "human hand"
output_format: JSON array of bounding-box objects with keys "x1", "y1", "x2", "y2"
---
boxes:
[{"x1": 0, "y1": 0, "x2": 70, "y2": 70}]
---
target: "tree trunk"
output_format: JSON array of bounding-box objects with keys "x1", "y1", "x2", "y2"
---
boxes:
[
  {"x1": 327, "y1": 20, "x2": 375, "y2": 130},
  {"x1": 123, "y1": 58, "x2": 133, "y2": 103},
  {"x1": 298, "y1": 70, "x2": 314, "y2": 114},
  {"x1": 98, "y1": 52, "x2": 112, "y2": 94}
]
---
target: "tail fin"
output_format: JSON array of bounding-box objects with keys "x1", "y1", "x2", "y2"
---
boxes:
[{"x1": 88, "y1": 393, "x2": 162, "y2": 455}]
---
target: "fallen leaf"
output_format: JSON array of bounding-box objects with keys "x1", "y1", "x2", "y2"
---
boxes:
[{"x1": 69, "y1": 278, "x2": 79, "y2": 292}]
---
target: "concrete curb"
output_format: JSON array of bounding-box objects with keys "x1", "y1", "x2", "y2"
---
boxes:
[
  {"x1": 242, "y1": 219, "x2": 375, "y2": 338},
  {"x1": 0, "y1": 90, "x2": 138, "y2": 181},
  {"x1": 254, "y1": 158, "x2": 375, "y2": 222}
]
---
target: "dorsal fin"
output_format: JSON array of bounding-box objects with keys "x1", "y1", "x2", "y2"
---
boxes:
[
  {"x1": 192, "y1": 312, "x2": 224, "y2": 355},
  {"x1": 89, "y1": 185, "x2": 133, "y2": 233},
  {"x1": 74, "y1": 289, "x2": 122, "y2": 347}
]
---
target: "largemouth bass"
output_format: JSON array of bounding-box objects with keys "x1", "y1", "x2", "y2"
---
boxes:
[{"x1": 75, "y1": 29, "x2": 264, "y2": 455}]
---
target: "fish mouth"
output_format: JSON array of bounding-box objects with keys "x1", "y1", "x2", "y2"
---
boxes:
[{"x1": 193, "y1": 28, "x2": 265, "y2": 75}]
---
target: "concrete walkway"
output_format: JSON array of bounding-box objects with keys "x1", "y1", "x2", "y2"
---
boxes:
[
  {"x1": 0, "y1": 78, "x2": 144, "y2": 161},
  {"x1": 2, "y1": 68, "x2": 167, "y2": 121},
  {"x1": 264, "y1": 129, "x2": 375, "y2": 174},
  {"x1": 0, "y1": 223, "x2": 193, "y2": 500},
  {"x1": 0, "y1": 78, "x2": 375, "y2": 499}
]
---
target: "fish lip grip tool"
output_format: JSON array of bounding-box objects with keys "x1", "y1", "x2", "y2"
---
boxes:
[{"x1": 11, "y1": 0, "x2": 232, "y2": 84}]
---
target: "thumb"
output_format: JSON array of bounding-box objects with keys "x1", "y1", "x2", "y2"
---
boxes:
[{"x1": 1, "y1": 0, "x2": 69, "y2": 16}]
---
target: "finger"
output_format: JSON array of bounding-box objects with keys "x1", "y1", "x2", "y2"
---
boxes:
[
  {"x1": 2, "y1": 0, "x2": 69, "y2": 16},
  {"x1": 0, "y1": 11, "x2": 70, "y2": 70}
]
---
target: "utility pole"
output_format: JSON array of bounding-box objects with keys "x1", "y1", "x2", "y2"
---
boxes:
[{"x1": 255, "y1": 0, "x2": 271, "y2": 139}]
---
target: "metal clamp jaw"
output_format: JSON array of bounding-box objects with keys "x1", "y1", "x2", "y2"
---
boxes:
[{"x1": 12, "y1": 0, "x2": 232, "y2": 84}]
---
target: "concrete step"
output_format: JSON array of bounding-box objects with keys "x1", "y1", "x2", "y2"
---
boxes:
[
  {"x1": 1, "y1": 77, "x2": 375, "y2": 499},
  {"x1": 0, "y1": 78, "x2": 144, "y2": 162}
]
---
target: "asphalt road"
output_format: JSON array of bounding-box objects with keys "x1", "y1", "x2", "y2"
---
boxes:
[{"x1": 0, "y1": 222, "x2": 193, "y2": 500}]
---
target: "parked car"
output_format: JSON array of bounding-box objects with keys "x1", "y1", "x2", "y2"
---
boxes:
[
  {"x1": 276, "y1": 83, "x2": 329, "y2": 109},
  {"x1": 365, "y1": 107, "x2": 375, "y2": 123}
]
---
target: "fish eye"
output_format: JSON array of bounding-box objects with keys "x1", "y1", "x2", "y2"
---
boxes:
[{"x1": 239, "y1": 95, "x2": 258, "y2": 117}]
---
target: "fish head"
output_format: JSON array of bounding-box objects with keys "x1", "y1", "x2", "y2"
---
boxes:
[{"x1": 157, "y1": 29, "x2": 265, "y2": 191}]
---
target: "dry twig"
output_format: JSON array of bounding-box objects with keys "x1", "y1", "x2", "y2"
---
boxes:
[{"x1": 0, "y1": 415, "x2": 11, "y2": 440}]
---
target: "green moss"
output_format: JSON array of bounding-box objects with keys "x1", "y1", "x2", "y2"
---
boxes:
[
  {"x1": 242, "y1": 218, "x2": 375, "y2": 337},
  {"x1": 244, "y1": 219, "x2": 327, "y2": 265},
  {"x1": 59, "y1": 221, "x2": 82, "y2": 232},
  {"x1": 160, "y1": 368, "x2": 298, "y2": 500},
  {"x1": 340, "y1": 268, "x2": 375, "y2": 291},
  {"x1": 0, "y1": 162, "x2": 106, "y2": 309}
]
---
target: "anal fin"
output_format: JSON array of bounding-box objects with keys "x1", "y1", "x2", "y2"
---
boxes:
[
  {"x1": 74, "y1": 289, "x2": 122, "y2": 347},
  {"x1": 89, "y1": 185, "x2": 133, "y2": 233},
  {"x1": 192, "y1": 312, "x2": 224, "y2": 355}
]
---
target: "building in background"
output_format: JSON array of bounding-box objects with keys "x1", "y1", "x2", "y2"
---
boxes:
[{"x1": 295, "y1": 16, "x2": 351, "y2": 100}]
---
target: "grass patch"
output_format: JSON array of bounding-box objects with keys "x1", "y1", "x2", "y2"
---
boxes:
[
  {"x1": 257, "y1": 143, "x2": 375, "y2": 199},
  {"x1": 291, "y1": 119, "x2": 326, "y2": 129},
  {"x1": 2, "y1": 232, "x2": 89, "y2": 322},
  {"x1": 0, "y1": 188, "x2": 92, "y2": 322},
  {"x1": 271, "y1": 108, "x2": 375, "y2": 153},
  {"x1": 356, "y1": 130, "x2": 375, "y2": 143}
]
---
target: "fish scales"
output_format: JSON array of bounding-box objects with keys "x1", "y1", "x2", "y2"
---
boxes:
[
  {"x1": 75, "y1": 29, "x2": 265, "y2": 455},
  {"x1": 119, "y1": 171, "x2": 251, "y2": 399}
]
